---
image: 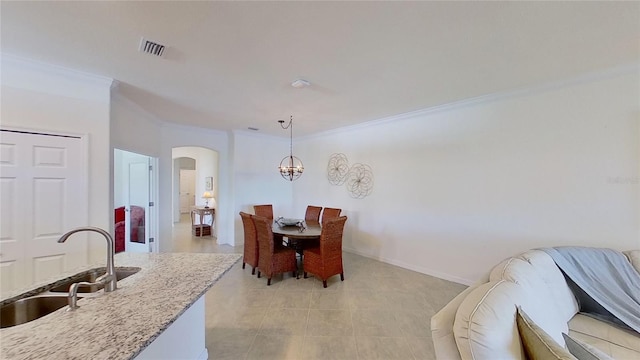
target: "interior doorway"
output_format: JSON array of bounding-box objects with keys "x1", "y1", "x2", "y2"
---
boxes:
[
  {"x1": 172, "y1": 147, "x2": 219, "y2": 236},
  {"x1": 114, "y1": 149, "x2": 158, "y2": 253}
]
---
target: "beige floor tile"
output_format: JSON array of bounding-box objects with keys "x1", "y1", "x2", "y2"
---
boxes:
[
  {"x1": 208, "y1": 306, "x2": 268, "y2": 330},
  {"x1": 355, "y1": 336, "x2": 415, "y2": 360},
  {"x1": 207, "y1": 340, "x2": 252, "y2": 360},
  {"x1": 245, "y1": 334, "x2": 304, "y2": 360},
  {"x1": 352, "y1": 309, "x2": 403, "y2": 337},
  {"x1": 171, "y1": 214, "x2": 468, "y2": 360},
  {"x1": 386, "y1": 291, "x2": 428, "y2": 311},
  {"x1": 259, "y1": 308, "x2": 309, "y2": 335},
  {"x1": 347, "y1": 290, "x2": 391, "y2": 310},
  {"x1": 405, "y1": 336, "x2": 437, "y2": 360},
  {"x1": 394, "y1": 310, "x2": 433, "y2": 338},
  {"x1": 277, "y1": 275, "x2": 317, "y2": 291},
  {"x1": 310, "y1": 291, "x2": 350, "y2": 310},
  {"x1": 206, "y1": 327, "x2": 257, "y2": 345},
  {"x1": 269, "y1": 290, "x2": 312, "y2": 309},
  {"x1": 306, "y1": 309, "x2": 353, "y2": 336},
  {"x1": 302, "y1": 336, "x2": 358, "y2": 360}
]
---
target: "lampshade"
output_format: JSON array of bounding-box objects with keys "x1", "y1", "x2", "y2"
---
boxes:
[{"x1": 202, "y1": 191, "x2": 215, "y2": 208}]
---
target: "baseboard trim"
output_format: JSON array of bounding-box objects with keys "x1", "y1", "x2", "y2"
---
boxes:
[{"x1": 343, "y1": 247, "x2": 473, "y2": 286}]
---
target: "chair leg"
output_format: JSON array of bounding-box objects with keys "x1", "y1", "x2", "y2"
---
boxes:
[
  {"x1": 323, "y1": 280, "x2": 327, "y2": 288},
  {"x1": 293, "y1": 271, "x2": 298, "y2": 279},
  {"x1": 340, "y1": 272, "x2": 344, "y2": 281},
  {"x1": 303, "y1": 272, "x2": 308, "y2": 278},
  {"x1": 257, "y1": 271, "x2": 261, "y2": 278},
  {"x1": 267, "y1": 278, "x2": 272, "y2": 286},
  {"x1": 251, "y1": 267, "x2": 256, "y2": 275},
  {"x1": 242, "y1": 262, "x2": 246, "y2": 269}
]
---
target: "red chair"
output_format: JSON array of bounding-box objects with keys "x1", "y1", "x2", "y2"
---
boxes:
[
  {"x1": 303, "y1": 216, "x2": 347, "y2": 288},
  {"x1": 253, "y1": 215, "x2": 297, "y2": 286},
  {"x1": 240, "y1": 212, "x2": 259, "y2": 275},
  {"x1": 114, "y1": 205, "x2": 145, "y2": 253}
]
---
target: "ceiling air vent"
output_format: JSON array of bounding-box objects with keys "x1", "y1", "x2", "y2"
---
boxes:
[{"x1": 139, "y1": 37, "x2": 166, "y2": 57}]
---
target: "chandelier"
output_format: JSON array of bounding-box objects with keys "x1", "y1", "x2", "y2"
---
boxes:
[{"x1": 278, "y1": 115, "x2": 304, "y2": 181}]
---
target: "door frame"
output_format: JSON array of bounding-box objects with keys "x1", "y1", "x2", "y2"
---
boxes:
[{"x1": 113, "y1": 148, "x2": 159, "y2": 253}]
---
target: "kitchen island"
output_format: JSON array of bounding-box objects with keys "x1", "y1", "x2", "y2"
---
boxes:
[{"x1": 0, "y1": 252, "x2": 241, "y2": 360}]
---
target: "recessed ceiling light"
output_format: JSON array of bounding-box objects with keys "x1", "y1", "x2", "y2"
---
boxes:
[{"x1": 291, "y1": 79, "x2": 311, "y2": 88}]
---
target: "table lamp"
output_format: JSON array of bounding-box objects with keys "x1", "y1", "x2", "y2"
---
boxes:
[{"x1": 202, "y1": 191, "x2": 215, "y2": 208}]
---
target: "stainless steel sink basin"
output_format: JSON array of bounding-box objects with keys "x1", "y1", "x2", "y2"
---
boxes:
[
  {"x1": 1, "y1": 296, "x2": 69, "y2": 328},
  {"x1": 49, "y1": 267, "x2": 141, "y2": 293}
]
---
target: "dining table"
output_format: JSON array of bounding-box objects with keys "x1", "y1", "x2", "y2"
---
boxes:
[
  {"x1": 271, "y1": 220, "x2": 321, "y2": 239},
  {"x1": 272, "y1": 220, "x2": 322, "y2": 268}
]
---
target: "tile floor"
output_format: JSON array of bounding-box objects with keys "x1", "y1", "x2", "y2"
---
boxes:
[{"x1": 171, "y1": 214, "x2": 467, "y2": 360}]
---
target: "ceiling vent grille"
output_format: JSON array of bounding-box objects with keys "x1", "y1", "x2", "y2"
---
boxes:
[{"x1": 139, "y1": 37, "x2": 166, "y2": 57}]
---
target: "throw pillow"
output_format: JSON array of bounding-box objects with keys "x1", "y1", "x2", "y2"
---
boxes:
[
  {"x1": 516, "y1": 307, "x2": 577, "y2": 360},
  {"x1": 562, "y1": 333, "x2": 613, "y2": 360}
]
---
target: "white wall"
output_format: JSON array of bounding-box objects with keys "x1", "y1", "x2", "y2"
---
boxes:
[
  {"x1": 110, "y1": 91, "x2": 162, "y2": 158},
  {"x1": 231, "y1": 131, "x2": 293, "y2": 245},
  {"x1": 294, "y1": 67, "x2": 640, "y2": 285},
  {"x1": 1, "y1": 55, "x2": 112, "y2": 264}
]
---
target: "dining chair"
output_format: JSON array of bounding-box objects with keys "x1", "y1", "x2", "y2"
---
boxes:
[
  {"x1": 321, "y1": 207, "x2": 342, "y2": 224},
  {"x1": 305, "y1": 205, "x2": 322, "y2": 223},
  {"x1": 303, "y1": 216, "x2": 348, "y2": 288},
  {"x1": 253, "y1": 215, "x2": 298, "y2": 285},
  {"x1": 253, "y1": 204, "x2": 274, "y2": 220},
  {"x1": 239, "y1": 212, "x2": 259, "y2": 275},
  {"x1": 254, "y1": 204, "x2": 286, "y2": 248}
]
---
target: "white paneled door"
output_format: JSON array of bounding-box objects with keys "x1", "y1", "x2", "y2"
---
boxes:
[
  {"x1": 179, "y1": 169, "x2": 195, "y2": 214},
  {"x1": 0, "y1": 130, "x2": 88, "y2": 296}
]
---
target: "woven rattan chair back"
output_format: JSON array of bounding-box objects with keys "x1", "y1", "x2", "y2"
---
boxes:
[
  {"x1": 321, "y1": 207, "x2": 342, "y2": 224},
  {"x1": 303, "y1": 216, "x2": 347, "y2": 288},
  {"x1": 305, "y1": 206, "x2": 322, "y2": 223},
  {"x1": 253, "y1": 215, "x2": 297, "y2": 285},
  {"x1": 240, "y1": 212, "x2": 259, "y2": 275},
  {"x1": 253, "y1": 204, "x2": 274, "y2": 220}
]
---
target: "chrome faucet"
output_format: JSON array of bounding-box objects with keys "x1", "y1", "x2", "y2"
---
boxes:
[{"x1": 58, "y1": 227, "x2": 117, "y2": 310}]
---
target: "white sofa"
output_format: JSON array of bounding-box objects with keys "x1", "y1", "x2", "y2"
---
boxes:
[{"x1": 431, "y1": 249, "x2": 640, "y2": 359}]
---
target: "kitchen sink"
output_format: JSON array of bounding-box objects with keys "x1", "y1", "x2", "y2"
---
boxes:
[
  {"x1": 49, "y1": 267, "x2": 141, "y2": 293},
  {"x1": 1, "y1": 295, "x2": 69, "y2": 328},
  {"x1": 0, "y1": 267, "x2": 141, "y2": 328}
]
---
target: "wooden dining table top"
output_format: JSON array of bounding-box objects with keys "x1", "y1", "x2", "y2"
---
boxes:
[{"x1": 272, "y1": 220, "x2": 321, "y2": 239}]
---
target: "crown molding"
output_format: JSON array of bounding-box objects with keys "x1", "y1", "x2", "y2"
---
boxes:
[
  {"x1": 161, "y1": 120, "x2": 229, "y2": 137},
  {"x1": 1, "y1": 53, "x2": 113, "y2": 103},
  {"x1": 301, "y1": 63, "x2": 640, "y2": 141}
]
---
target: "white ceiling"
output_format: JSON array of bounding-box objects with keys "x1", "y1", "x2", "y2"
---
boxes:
[{"x1": 1, "y1": 1, "x2": 638, "y2": 137}]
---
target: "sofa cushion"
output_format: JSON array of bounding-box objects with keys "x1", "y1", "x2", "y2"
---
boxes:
[
  {"x1": 569, "y1": 313, "x2": 640, "y2": 354},
  {"x1": 454, "y1": 280, "x2": 527, "y2": 359},
  {"x1": 516, "y1": 307, "x2": 576, "y2": 360},
  {"x1": 432, "y1": 285, "x2": 478, "y2": 360},
  {"x1": 491, "y1": 250, "x2": 579, "y2": 324},
  {"x1": 563, "y1": 333, "x2": 613, "y2": 360},
  {"x1": 623, "y1": 250, "x2": 640, "y2": 274},
  {"x1": 488, "y1": 252, "x2": 574, "y2": 347}
]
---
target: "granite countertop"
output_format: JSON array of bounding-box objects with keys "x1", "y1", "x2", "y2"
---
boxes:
[{"x1": 0, "y1": 252, "x2": 241, "y2": 360}]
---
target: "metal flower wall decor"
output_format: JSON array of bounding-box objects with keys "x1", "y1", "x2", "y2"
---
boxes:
[{"x1": 327, "y1": 153, "x2": 374, "y2": 199}]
